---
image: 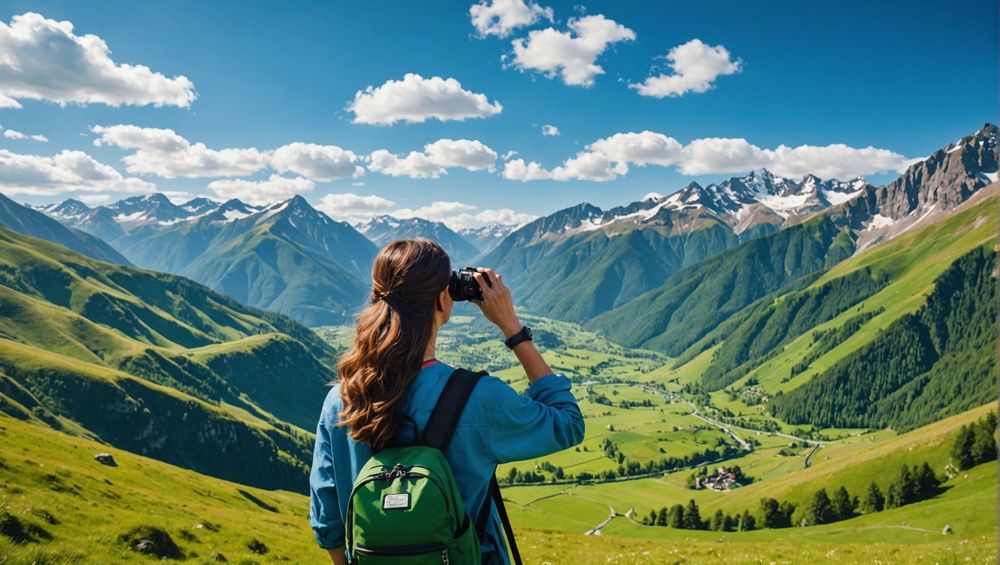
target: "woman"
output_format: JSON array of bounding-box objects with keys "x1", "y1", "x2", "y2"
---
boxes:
[{"x1": 310, "y1": 239, "x2": 585, "y2": 564}]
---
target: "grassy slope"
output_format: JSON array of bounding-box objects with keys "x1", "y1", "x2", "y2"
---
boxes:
[
  {"x1": 503, "y1": 404, "x2": 996, "y2": 538},
  {"x1": 2, "y1": 411, "x2": 992, "y2": 565},
  {"x1": 662, "y1": 194, "x2": 996, "y2": 432},
  {"x1": 0, "y1": 226, "x2": 338, "y2": 490}
]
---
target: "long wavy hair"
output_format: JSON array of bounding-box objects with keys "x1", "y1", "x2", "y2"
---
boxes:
[{"x1": 337, "y1": 238, "x2": 451, "y2": 450}]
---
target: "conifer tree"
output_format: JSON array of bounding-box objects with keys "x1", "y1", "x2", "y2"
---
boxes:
[
  {"x1": 759, "y1": 497, "x2": 782, "y2": 528},
  {"x1": 683, "y1": 499, "x2": 703, "y2": 530},
  {"x1": 738, "y1": 510, "x2": 756, "y2": 531},
  {"x1": 862, "y1": 482, "x2": 884, "y2": 513},
  {"x1": 972, "y1": 412, "x2": 998, "y2": 465},
  {"x1": 832, "y1": 486, "x2": 855, "y2": 520},
  {"x1": 952, "y1": 425, "x2": 976, "y2": 470},
  {"x1": 897, "y1": 463, "x2": 918, "y2": 505},
  {"x1": 656, "y1": 507, "x2": 668, "y2": 527},
  {"x1": 807, "y1": 488, "x2": 835, "y2": 525},
  {"x1": 710, "y1": 509, "x2": 725, "y2": 531},
  {"x1": 668, "y1": 504, "x2": 684, "y2": 528},
  {"x1": 915, "y1": 462, "x2": 939, "y2": 498}
]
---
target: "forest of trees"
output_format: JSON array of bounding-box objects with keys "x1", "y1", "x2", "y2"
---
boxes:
[
  {"x1": 951, "y1": 412, "x2": 997, "y2": 470},
  {"x1": 788, "y1": 307, "x2": 884, "y2": 378},
  {"x1": 769, "y1": 246, "x2": 996, "y2": 430},
  {"x1": 640, "y1": 414, "x2": 998, "y2": 532},
  {"x1": 701, "y1": 268, "x2": 888, "y2": 390},
  {"x1": 645, "y1": 460, "x2": 941, "y2": 532},
  {"x1": 501, "y1": 439, "x2": 744, "y2": 485}
]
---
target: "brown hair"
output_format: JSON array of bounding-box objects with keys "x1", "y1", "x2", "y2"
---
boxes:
[{"x1": 337, "y1": 238, "x2": 451, "y2": 450}]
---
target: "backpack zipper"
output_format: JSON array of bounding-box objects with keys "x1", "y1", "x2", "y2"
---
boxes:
[{"x1": 354, "y1": 543, "x2": 448, "y2": 558}]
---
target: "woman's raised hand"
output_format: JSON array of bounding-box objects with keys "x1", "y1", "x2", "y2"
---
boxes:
[{"x1": 472, "y1": 268, "x2": 522, "y2": 338}]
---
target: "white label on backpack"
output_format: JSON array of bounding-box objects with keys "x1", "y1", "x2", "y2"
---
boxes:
[{"x1": 383, "y1": 493, "x2": 410, "y2": 510}]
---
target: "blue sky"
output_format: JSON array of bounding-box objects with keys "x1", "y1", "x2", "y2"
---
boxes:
[{"x1": 0, "y1": 0, "x2": 996, "y2": 227}]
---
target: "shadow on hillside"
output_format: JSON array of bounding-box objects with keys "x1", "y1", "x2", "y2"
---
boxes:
[{"x1": 238, "y1": 489, "x2": 279, "y2": 512}]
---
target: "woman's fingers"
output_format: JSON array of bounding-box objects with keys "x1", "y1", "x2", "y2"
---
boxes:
[{"x1": 473, "y1": 272, "x2": 493, "y2": 297}]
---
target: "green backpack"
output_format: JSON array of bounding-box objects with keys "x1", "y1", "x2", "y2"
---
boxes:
[{"x1": 345, "y1": 368, "x2": 522, "y2": 564}]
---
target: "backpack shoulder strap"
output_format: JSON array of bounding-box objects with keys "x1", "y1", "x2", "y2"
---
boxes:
[
  {"x1": 479, "y1": 475, "x2": 523, "y2": 565},
  {"x1": 421, "y1": 368, "x2": 486, "y2": 451}
]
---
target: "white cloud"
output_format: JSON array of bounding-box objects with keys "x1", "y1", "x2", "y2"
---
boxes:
[
  {"x1": 509, "y1": 15, "x2": 635, "y2": 87},
  {"x1": 392, "y1": 200, "x2": 535, "y2": 230},
  {"x1": 505, "y1": 131, "x2": 913, "y2": 181},
  {"x1": 92, "y1": 124, "x2": 270, "y2": 178},
  {"x1": 76, "y1": 193, "x2": 111, "y2": 205},
  {"x1": 678, "y1": 138, "x2": 912, "y2": 179},
  {"x1": 315, "y1": 192, "x2": 396, "y2": 224},
  {"x1": 541, "y1": 124, "x2": 560, "y2": 136},
  {"x1": 0, "y1": 12, "x2": 195, "y2": 109},
  {"x1": 369, "y1": 139, "x2": 498, "y2": 179},
  {"x1": 348, "y1": 74, "x2": 502, "y2": 125},
  {"x1": 3, "y1": 128, "x2": 48, "y2": 142},
  {"x1": 630, "y1": 39, "x2": 742, "y2": 98},
  {"x1": 587, "y1": 131, "x2": 683, "y2": 166},
  {"x1": 271, "y1": 142, "x2": 363, "y2": 181},
  {"x1": 206, "y1": 174, "x2": 313, "y2": 205},
  {"x1": 503, "y1": 151, "x2": 627, "y2": 182},
  {"x1": 0, "y1": 148, "x2": 155, "y2": 195},
  {"x1": 470, "y1": 0, "x2": 553, "y2": 38},
  {"x1": 161, "y1": 190, "x2": 199, "y2": 204}
]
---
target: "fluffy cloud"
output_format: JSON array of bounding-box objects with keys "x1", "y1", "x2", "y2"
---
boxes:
[
  {"x1": 503, "y1": 151, "x2": 627, "y2": 182},
  {"x1": 392, "y1": 200, "x2": 535, "y2": 230},
  {"x1": 0, "y1": 148, "x2": 155, "y2": 195},
  {"x1": 469, "y1": 0, "x2": 553, "y2": 38},
  {"x1": 92, "y1": 124, "x2": 269, "y2": 179},
  {"x1": 587, "y1": 131, "x2": 682, "y2": 165},
  {"x1": 0, "y1": 12, "x2": 195, "y2": 109},
  {"x1": 348, "y1": 74, "x2": 502, "y2": 125},
  {"x1": 315, "y1": 192, "x2": 397, "y2": 224},
  {"x1": 630, "y1": 39, "x2": 742, "y2": 98},
  {"x1": 369, "y1": 139, "x2": 498, "y2": 179},
  {"x1": 77, "y1": 193, "x2": 111, "y2": 205},
  {"x1": 206, "y1": 174, "x2": 314, "y2": 205},
  {"x1": 509, "y1": 15, "x2": 635, "y2": 87},
  {"x1": 678, "y1": 138, "x2": 912, "y2": 179},
  {"x1": 505, "y1": 130, "x2": 913, "y2": 181},
  {"x1": 541, "y1": 124, "x2": 560, "y2": 136},
  {"x1": 271, "y1": 142, "x2": 363, "y2": 181},
  {"x1": 3, "y1": 128, "x2": 47, "y2": 142}
]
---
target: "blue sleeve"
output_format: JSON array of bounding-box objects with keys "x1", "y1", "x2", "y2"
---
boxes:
[
  {"x1": 483, "y1": 373, "x2": 585, "y2": 464},
  {"x1": 309, "y1": 401, "x2": 344, "y2": 549}
]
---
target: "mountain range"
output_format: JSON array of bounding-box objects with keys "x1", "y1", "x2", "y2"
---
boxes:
[
  {"x1": 29, "y1": 193, "x2": 520, "y2": 325},
  {"x1": 0, "y1": 122, "x2": 994, "y2": 521},
  {"x1": 588, "y1": 123, "x2": 998, "y2": 354},
  {"x1": 8, "y1": 124, "x2": 998, "y2": 336},
  {"x1": 356, "y1": 214, "x2": 481, "y2": 265},
  {"x1": 0, "y1": 224, "x2": 339, "y2": 491}
]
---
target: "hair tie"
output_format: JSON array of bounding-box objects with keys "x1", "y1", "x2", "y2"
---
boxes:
[{"x1": 373, "y1": 291, "x2": 398, "y2": 308}]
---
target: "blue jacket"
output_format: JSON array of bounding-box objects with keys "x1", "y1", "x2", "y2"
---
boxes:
[{"x1": 309, "y1": 360, "x2": 585, "y2": 563}]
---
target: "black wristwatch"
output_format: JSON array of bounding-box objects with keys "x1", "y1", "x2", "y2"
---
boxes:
[{"x1": 503, "y1": 325, "x2": 533, "y2": 350}]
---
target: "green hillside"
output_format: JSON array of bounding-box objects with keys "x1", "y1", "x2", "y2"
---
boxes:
[
  {"x1": 589, "y1": 214, "x2": 854, "y2": 354},
  {"x1": 769, "y1": 244, "x2": 996, "y2": 430},
  {"x1": 1, "y1": 408, "x2": 993, "y2": 564},
  {"x1": 0, "y1": 226, "x2": 338, "y2": 491},
  {"x1": 484, "y1": 216, "x2": 774, "y2": 324},
  {"x1": 659, "y1": 193, "x2": 996, "y2": 435},
  {"x1": 0, "y1": 192, "x2": 129, "y2": 265},
  {"x1": 117, "y1": 196, "x2": 376, "y2": 326}
]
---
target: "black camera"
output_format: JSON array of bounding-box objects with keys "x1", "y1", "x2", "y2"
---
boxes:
[{"x1": 449, "y1": 267, "x2": 491, "y2": 302}]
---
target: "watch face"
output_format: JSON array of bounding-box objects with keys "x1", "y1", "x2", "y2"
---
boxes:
[{"x1": 524, "y1": 326, "x2": 533, "y2": 339}]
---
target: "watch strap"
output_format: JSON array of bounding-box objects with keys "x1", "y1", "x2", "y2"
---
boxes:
[{"x1": 504, "y1": 326, "x2": 532, "y2": 350}]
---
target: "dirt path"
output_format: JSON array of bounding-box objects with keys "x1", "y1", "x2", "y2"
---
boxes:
[{"x1": 585, "y1": 505, "x2": 619, "y2": 535}]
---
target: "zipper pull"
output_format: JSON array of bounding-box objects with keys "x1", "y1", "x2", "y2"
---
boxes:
[{"x1": 441, "y1": 549, "x2": 450, "y2": 565}]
